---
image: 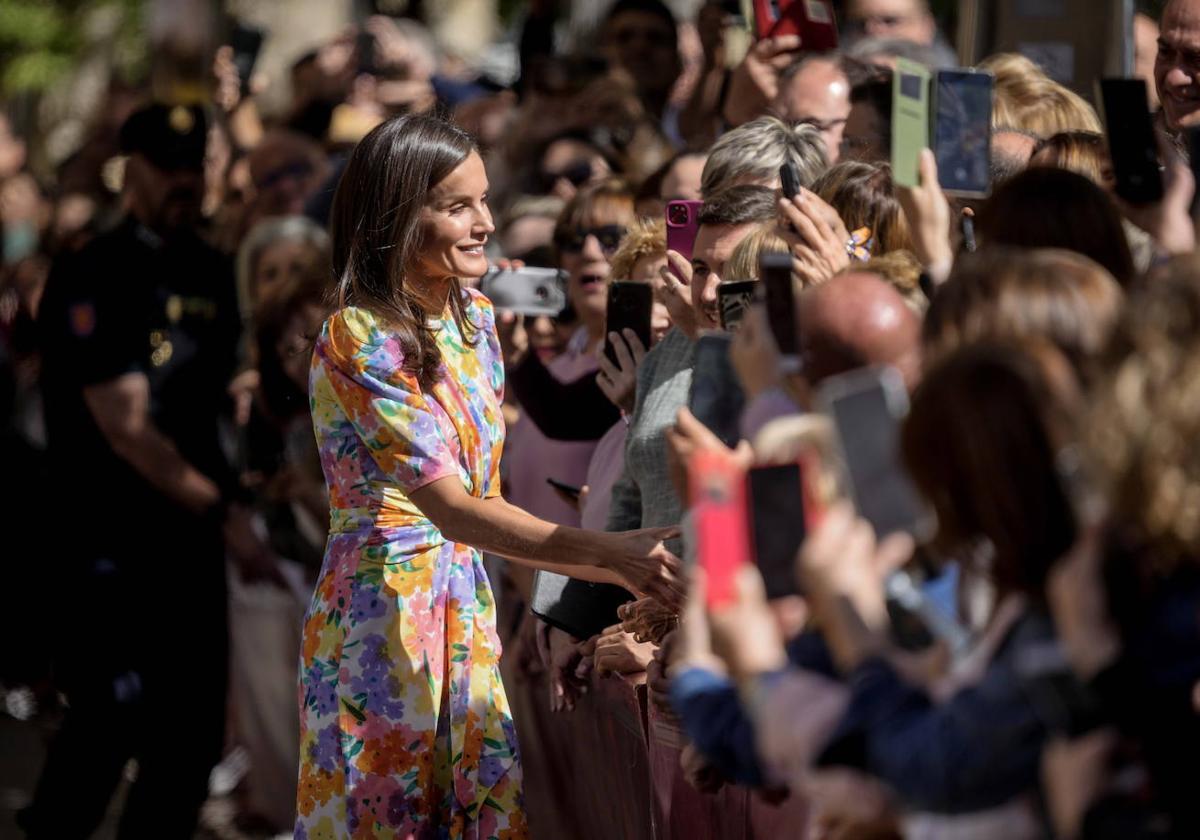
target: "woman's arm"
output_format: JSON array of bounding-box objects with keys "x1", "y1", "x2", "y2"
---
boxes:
[{"x1": 409, "y1": 475, "x2": 684, "y2": 605}]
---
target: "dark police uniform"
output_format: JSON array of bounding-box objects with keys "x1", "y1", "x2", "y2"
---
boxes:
[{"x1": 23, "y1": 104, "x2": 242, "y2": 840}]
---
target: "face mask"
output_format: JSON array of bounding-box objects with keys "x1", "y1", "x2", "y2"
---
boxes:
[{"x1": 3, "y1": 222, "x2": 37, "y2": 264}]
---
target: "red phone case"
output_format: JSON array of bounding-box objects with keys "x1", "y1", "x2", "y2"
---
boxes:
[
  {"x1": 689, "y1": 449, "x2": 752, "y2": 610},
  {"x1": 754, "y1": 0, "x2": 838, "y2": 50},
  {"x1": 666, "y1": 199, "x2": 703, "y2": 265}
]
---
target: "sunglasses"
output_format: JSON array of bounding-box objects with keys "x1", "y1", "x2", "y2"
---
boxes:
[
  {"x1": 539, "y1": 160, "x2": 594, "y2": 193},
  {"x1": 556, "y1": 225, "x2": 627, "y2": 254}
]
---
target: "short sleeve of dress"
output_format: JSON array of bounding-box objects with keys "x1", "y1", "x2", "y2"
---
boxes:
[{"x1": 318, "y1": 307, "x2": 462, "y2": 496}]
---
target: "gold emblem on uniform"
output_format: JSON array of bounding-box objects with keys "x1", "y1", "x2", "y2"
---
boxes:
[
  {"x1": 168, "y1": 106, "x2": 194, "y2": 134},
  {"x1": 151, "y1": 340, "x2": 174, "y2": 367},
  {"x1": 166, "y1": 295, "x2": 183, "y2": 323}
]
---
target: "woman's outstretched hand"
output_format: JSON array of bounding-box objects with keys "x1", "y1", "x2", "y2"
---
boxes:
[{"x1": 604, "y1": 526, "x2": 685, "y2": 608}]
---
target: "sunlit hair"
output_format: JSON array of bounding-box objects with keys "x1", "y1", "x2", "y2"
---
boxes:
[
  {"x1": 1087, "y1": 256, "x2": 1200, "y2": 575},
  {"x1": 855, "y1": 249, "x2": 926, "y2": 314},
  {"x1": 977, "y1": 167, "x2": 1136, "y2": 287},
  {"x1": 724, "y1": 222, "x2": 790, "y2": 282},
  {"x1": 700, "y1": 116, "x2": 828, "y2": 199},
  {"x1": 609, "y1": 217, "x2": 666, "y2": 280},
  {"x1": 329, "y1": 114, "x2": 480, "y2": 390},
  {"x1": 981, "y1": 53, "x2": 1102, "y2": 137},
  {"x1": 902, "y1": 341, "x2": 1079, "y2": 598},
  {"x1": 812, "y1": 160, "x2": 911, "y2": 255},
  {"x1": 1030, "y1": 131, "x2": 1113, "y2": 189},
  {"x1": 923, "y1": 246, "x2": 1123, "y2": 375}
]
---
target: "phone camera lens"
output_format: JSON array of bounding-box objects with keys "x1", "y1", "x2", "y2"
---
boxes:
[{"x1": 668, "y1": 204, "x2": 690, "y2": 225}]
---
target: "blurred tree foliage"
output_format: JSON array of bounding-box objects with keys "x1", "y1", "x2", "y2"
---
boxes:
[{"x1": 0, "y1": 0, "x2": 146, "y2": 96}]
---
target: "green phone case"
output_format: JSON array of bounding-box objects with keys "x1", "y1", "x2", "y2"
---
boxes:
[{"x1": 892, "y1": 58, "x2": 931, "y2": 189}]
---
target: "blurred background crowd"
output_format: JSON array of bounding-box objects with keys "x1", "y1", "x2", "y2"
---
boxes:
[{"x1": 2, "y1": 0, "x2": 1198, "y2": 838}]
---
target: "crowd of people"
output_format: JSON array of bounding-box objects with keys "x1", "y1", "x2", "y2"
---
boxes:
[{"x1": 2, "y1": 0, "x2": 1199, "y2": 837}]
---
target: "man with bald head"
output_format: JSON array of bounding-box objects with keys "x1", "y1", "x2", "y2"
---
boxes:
[
  {"x1": 799, "y1": 271, "x2": 923, "y2": 391},
  {"x1": 773, "y1": 57, "x2": 852, "y2": 164},
  {"x1": 736, "y1": 270, "x2": 922, "y2": 440},
  {"x1": 1156, "y1": 0, "x2": 1200, "y2": 135}
]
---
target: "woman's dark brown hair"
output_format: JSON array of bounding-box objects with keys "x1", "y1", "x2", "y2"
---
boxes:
[
  {"x1": 812, "y1": 161, "x2": 911, "y2": 255},
  {"x1": 976, "y1": 167, "x2": 1136, "y2": 288},
  {"x1": 330, "y1": 114, "x2": 480, "y2": 389},
  {"x1": 902, "y1": 342, "x2": 1078, "y2": 598},
  {"x1": 922, "y1": 246, "x2": 1123, "y2": 377}
]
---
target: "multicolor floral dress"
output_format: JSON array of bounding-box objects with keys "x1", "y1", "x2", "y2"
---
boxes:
[{"x1": 297, "y1": 289, "x2": 526, "y2": 840}]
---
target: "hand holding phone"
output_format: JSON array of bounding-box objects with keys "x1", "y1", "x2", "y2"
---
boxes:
[
  {"x1": 753, "y1": 0, "x2": 838, "y2": 49},
  {"x1": 780, "y1": 161, "x2": 803, "y2": 200},
  {"x1": 748, "y1": 463, "x2": 808, "y2": 599}
]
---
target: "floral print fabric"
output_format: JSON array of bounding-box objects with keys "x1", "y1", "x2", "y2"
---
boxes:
[{"x1": 297, "y1": 289, "x2": 526, "y2": 839}]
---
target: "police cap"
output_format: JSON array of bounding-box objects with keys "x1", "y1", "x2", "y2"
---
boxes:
[{"x1": 119, "y1": 103, "x2": 207, "y2": 172}]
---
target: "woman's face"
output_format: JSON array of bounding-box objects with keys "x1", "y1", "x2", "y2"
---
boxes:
[
  {"x1": 412, "y1": 150, "x2": 494, "y2": 286},
  {"x1": 629, "y1": 253, "x2": 672, "y2": 345},
  {"x1": 254, "y1": 238, "x2": 319, "y2": 305},
  {"x1": 559, "y1": 207, "x2": 630, "y2": 326}
]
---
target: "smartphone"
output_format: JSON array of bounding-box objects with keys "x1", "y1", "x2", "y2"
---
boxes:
[
  {"x1": 752, "y1": 0, "x2": 838, "y2": 50},
  {"x1": 780, "y1": 161, "x2": 803, "y2": 200},
  {"x1": 545, "y1": 477, "x2": 582, "y2": 501},
  {"x1": 229, "y1": 23, "x2": 265, "y2": 96},
  {"x1": 717, "y1": 280, "x2": 757, "y2": 332},
  {"x1": 817, "y1": 365, "x2": 933, "y2": 540},
  {"x1": 1098, "y1": 78, "x2": 1164, "y2": 205},
  {"x1": 892, "y1": 58, "x2": 931, "y2": 189},
  {"x1": 356, "y1": 30, "x2": 377, "y2": 76},
  {"x1": 758, "y1": 253, "x2": 800, "y2": 371},
  {"x1": 689, "y1": 449, "x2": 752, "y2": 610},
  {"x1": 479, "y1": 266, "x2": 567, "y2": 317},
  {"x1": 604, "y1": 281, "x2": 653, "y2": 367},
  {"x1": 688, "y1": 333, "x2": 745, "y2": 448},
  {"x1": 932, "y1": 69, "x2": 994, "y2": 198},
  {"x1": 666, "y1": 200, "x2": 703, "y2": 264},
  {"x1": 748, "y1": 464, "x2": 808, "y2": 600}
]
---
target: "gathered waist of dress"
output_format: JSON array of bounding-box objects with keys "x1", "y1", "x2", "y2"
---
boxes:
[{"x1": 328, "y1": 484, "x2": 433, "y2": 534}]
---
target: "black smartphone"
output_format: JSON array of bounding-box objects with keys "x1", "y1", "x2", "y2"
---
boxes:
[
  {"x1": 779, "y1": 161, "x2": 803, "y2": 200},
  {"x1": 545, "y1": 477, "x2": 582, "y2": 501},
  {"x1": 229, "y1": 23, "x2": 265, "y2": 96},
  {"x1": 356, "y1": 30, "x2": 377, "y2": 76},
  {"x1": 817, "y1": 365, "x2": 933, "y2": 540},
  {"x1": 931, "y1": 69, "x2": 993, "y2": 198},
  {"x1": 604, "y1": 281, "x2": 653, "y2": 367},
  {"x1": 717, "y1": 280, "x2": 757, "y2": 332},
  {"x1": 688, "y1": 333, "x2": 745, "y2": 448},
  {"x1": 758, "y1": 253, "x2": 800, "y2": 369},
  {"x1": 1098, "y1": 77, "x2": 1164, "y2": 204},
  {"x1": 748, "y1": 464, "x2": 807, "y2": 599}
]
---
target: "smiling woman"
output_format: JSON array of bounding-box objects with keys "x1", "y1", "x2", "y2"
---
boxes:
[{"x1": 298, "y1": 114, "x2": 683, "y2": 840}]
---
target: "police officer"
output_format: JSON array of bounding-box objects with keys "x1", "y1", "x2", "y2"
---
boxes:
[{"x1": 23, "y1": 103, "x2": 280, "y2": 839}]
